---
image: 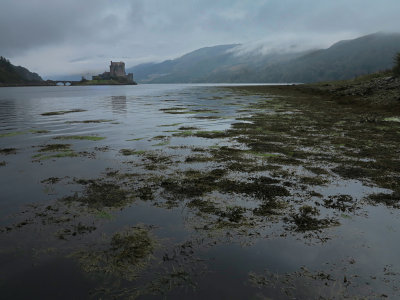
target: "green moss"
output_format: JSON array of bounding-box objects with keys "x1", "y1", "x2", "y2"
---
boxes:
[
  {"x1": 95, "y1": 210, "x2": 114, "y2": 220},
  {"x1": 157, "y1": 123, "x2": 183, "y2": 127},
  {"x1": 39, "y1": 144, "x2": 71, "y2": 152},
  {"x1": 172, "y1": 131, "x2": 194, "y2": 137},
  {"x1": 54, "y1": 135, "x2": 105, "y2": 141},
  {"x1": 383, "y1": 117, "x2": 400, "y2": 122},
  {"x1": 120, "y1": 149, "x2": 146, "y2": 156},
  {"x1": 0, "y1": 131, "x2": 26, "y2": 138}
]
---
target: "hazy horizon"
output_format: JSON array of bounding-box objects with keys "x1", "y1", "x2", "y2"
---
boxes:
[{"x1": 1, "y1": 0, "x2": 400, "y2": 78}]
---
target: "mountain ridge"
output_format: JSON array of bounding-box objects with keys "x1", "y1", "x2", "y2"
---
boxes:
[{"x1": 128, "y1": 33, "x2": 400, "y2": 83}]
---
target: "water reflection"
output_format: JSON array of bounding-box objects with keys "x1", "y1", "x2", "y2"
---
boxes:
[
  {"x1": 0, "y1": 99, "x2": 17, "y2": 125},
  {"x1": 111, "y1": 95, "x2": 127, "y2": 114}
]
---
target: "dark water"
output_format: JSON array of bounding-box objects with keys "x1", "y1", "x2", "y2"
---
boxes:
[{"x1": 0, "y1": 85, "x2": 399, "y2": 299}]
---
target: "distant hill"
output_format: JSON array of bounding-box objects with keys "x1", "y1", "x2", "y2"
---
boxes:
[
  {"x1": 0, "y1": 56, "x2": 42, "y2": 84},
  {"x1": 128, "y1": 33, "x2": 400, "y2": 83},
  {"x1": 127, "y1": 44, "x2": 310, "y2": 83}
]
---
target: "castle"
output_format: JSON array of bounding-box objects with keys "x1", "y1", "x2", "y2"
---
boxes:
[{"x1": 92, "y1": 61, "x2": 135, "y2": 83}]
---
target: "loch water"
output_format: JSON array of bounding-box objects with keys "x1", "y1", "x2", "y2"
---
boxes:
[{"x1": 0, "y1": 84, "x2": 399, "y2": 299}]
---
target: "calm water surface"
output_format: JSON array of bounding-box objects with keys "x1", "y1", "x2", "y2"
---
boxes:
[{"x1": 0, "y1": 85, "x2": 399, "y2": 299}]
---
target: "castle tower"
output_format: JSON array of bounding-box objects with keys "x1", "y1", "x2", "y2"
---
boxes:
[{"x1": 110, "y1": 61, "x2": 126, "y2": 77}]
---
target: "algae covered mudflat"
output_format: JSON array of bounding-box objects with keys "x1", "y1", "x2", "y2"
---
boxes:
[{"x1": 0, "y1": 83, "x2": 399, "y2": 299}]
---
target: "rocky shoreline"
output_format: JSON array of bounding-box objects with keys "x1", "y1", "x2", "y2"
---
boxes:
[{"x1": 306, "y1": 70, "x2": 400, "y2": 105}]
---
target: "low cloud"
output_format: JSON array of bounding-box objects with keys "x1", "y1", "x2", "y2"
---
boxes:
[{"x1": 1, "y1": 0, "x2": 399, "y2": 77}]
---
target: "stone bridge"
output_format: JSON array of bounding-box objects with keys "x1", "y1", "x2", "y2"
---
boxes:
[{"x1": 45, "y1": 80, "x2": 81, "y2": 86}]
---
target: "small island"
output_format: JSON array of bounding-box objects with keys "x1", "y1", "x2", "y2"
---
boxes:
[{"x1": 81, "y1": 61, "x2": 137, "y2": 85}]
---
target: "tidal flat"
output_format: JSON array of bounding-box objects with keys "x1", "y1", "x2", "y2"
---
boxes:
[{"x1": 0, "y1": 84, "x2": 399, "y2": 299}]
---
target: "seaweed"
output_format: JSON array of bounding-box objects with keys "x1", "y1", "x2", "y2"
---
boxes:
[
  {"x1": 0, "y1": 148, "x2": 17, "y2": 155},
  {"x1": 66, "y1": 119, "x2": 112, "y2": 124},
  {"x1": 285, "y1": 205, "x2": 339, "y2": 232},
  {"x1": 136, "y1": 186, "x2": 154, "y2": 201},
  {"x1": 33, "y1": 151, "x2": 78, "y2": 160},
  {"x1": 29, "y1": 129, "x2": 50, "y2": 134},
  {"x1": 253, "y1": 199, "x2": 287, "y2": 216},
  {"x1": 74, "y1": 226, "x2": 156, "y2": 280},
  {"x1": 0, "y1": 131, "x2": 26, "y2": 138},
  {"x1": 368, "y1": 192, "x2": 400, "y2": 208},
  {"x1": 63, "y1": 180, "x2": 132, "y2": 208},
  {"x1": 41, "y1": 177, "x2": 61, "y2": 184},
  {"x1": 54, "y1": 135, "x2": 105, "y2": 141},
  {"x1": 41, "y1": 109, "x2": 86, "y2": 116},
  {"x1": 120, "y1": 149, "x2": 145, "y2": 156},
  {"x1": 323, "y1": 195, "x2": 357, "y2": 212},
  {"x1": 39, "y1": 144, "x2": 71, "y2": 152}
]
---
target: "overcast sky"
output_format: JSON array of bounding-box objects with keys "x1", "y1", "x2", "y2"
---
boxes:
[{"x1": 1, "y1": 0, "x2": 399, "y2": 78}]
